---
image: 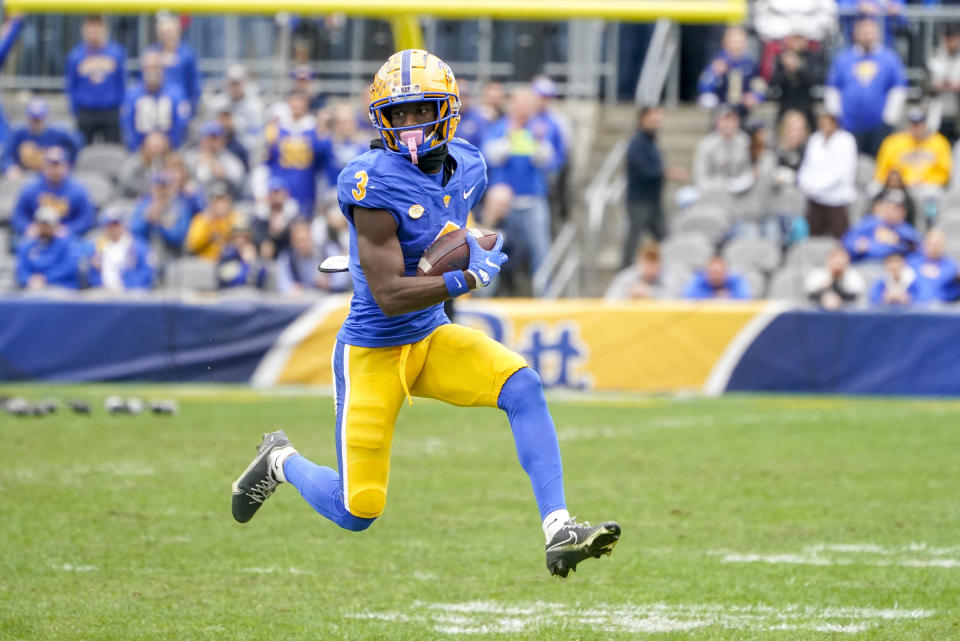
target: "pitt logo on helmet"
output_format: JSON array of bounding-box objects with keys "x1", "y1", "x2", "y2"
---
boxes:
[{"x1": 369, "y1": 49, "x2": 460, "y2": 165}]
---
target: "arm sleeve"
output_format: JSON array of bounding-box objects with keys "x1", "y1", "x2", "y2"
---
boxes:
[
  {"x1": 697, "y1": 57, "x2": 720, "y2": 95},
  {"x1": 184, "y1": 216, "x2": 210, "y2": 255},
  {"x1": 160, "y1": 205, "x2": 190, "y2": 247},
  {"x1": 275, "y1": 251, "x2": 296, "y2": 293},
  {"x1": 11, "y1": 187, "x2": 32, "y2": 236},
  {"x1": 187, "y1": 49, "x2": 202, "y2": 107},
  {"x1": 15, "y1": 242, "x2": 29, "y2": 287},
  {"x1": 868, "y1": 280, "x2": 885, "y2": 305},
  {"x1": 0, "y1": 18, "x2": 24, "y2": 66},
  {"x1": 120, "y1": 93, "x2": 137, "y2": 151},
  {"x1": 1, "y1": 130, "x2": 19, "y2": 171},
  {"x1": 874, "y1": 137, "x2": 893, "y2": 184},
  {"x1": 66, "y1": 188, "x2": 96, "y2": 237}
]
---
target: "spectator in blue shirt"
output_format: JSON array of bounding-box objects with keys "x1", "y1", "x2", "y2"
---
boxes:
[
  {"x1": 120, "y1": 49, "x2": 190, "y2": 152},
  {"x1": 2, "y1": 98, "x2": 81, "y2": 176},
  {"x1": 86, "y1": 207, "x2": 155, "y2": 291},
  {"x1": 66, "y1": 15, "x2": 126, "y2": 144},
  {"x1": 0, "y1": 14, "x2": 25, "y2": 147},
  {"x1": 910, "y1": 228, "x2": 960, "y2": 303},
  {"x1": 151, "y1": 13, "x2": 201, "y2": 114},
  {"x1": 683, "y1": 255, "x2": 752, "y2": 300},
  {"x1": 482, "y1": 87, "x2": 560, "y2": 274},
  {"x1": 15, "y1": 205, "x2": 83, "y2": 290},
  {"x1": 457, "y1": 80, "x2": 505, "y2": 147},
  {"x1": 836, "y1": 0, "x2": 906, "y2": 47},
  {"x1": 826, "y1": 17, "x2": 907, "y2": 157},
  {"x1": 129, "y1": 170, "x2": 192, "y2": 260},
  {"x1": 12, "y1": 146, "x2": 95, "y2": 240},
  {"x1": 264, "y1": 91, "x2": 332, "y2": 217},
  {"x1": 869, "y1": 251, "x2": 919, "y2": 306},
  {"x1": 698, "y1": 26, "x2": 767, "y2": 121},
  {"x1": 843, "y1": 189, "x2": 920, "y2": 261}
]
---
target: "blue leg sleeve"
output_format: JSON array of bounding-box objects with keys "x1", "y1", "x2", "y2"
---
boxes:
[
  {"x1": 283, "y1": 454, "x2": 376, "y2": 532},
  {"x1": 497, "y1": 367, "x2": 567, "y2": 520}
]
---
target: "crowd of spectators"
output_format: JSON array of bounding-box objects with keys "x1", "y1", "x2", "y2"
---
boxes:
[
  {"x1": 0, "y1": 13, "x2": 571, "y2": 298},
  {"x1": 613, "y1": 9, "x2": 960, "y2": 310}
]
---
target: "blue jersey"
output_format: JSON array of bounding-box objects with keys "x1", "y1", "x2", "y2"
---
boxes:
[
  {"x1": 827, "y1": 46, "x2": 906, "y2": 133},
  {"x1": 120, "y1": 82, "x2": 190, "y2": 151},
  {"x1": 1, "y1": 126, "x2": 81, "y2": 172},
  {"x1": 336, "y1": 138, "x2": 488, "y2": 347},
  {"x1": 266, "y1": 128, "x2": 333, "y2": 216},
  {"x1": 12, "y1": 175, "x2": 95, "y2": 238},
  {"x1": 66, "y1": 41, "x2": 127, "y2": 113}
]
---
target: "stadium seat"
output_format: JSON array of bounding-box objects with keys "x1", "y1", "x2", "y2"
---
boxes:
[
  {"x1": 937, "y1": 216, "x2": 960, "y2": 239},
  {"x1": 671, "y1": 204, "x2": 731, "y2": 243},
  {"x1": 939, "y1": 190, "x2": 960, "y2": 219},
  {"x1": 739, "y1": 268, "x2": 766, "y2": 298},
  {"x1": 660, "y1": 232, "x2": 714, "y2": 270},
  {"x1": 0, "y1": 175, "x2": 30, "y2": 222},
  {"x1": 75, "y1": 144, "x2": 128, "y2": 181},
  {"x1": 74, "y1": 171, "x2": 115, "y2": 209},
  {"x1": 773, "y1": 187, "x2": 805, "y2": 217},
  {"x1": 946, "y1": 239, "x2": 960, "y2": 263},
  {"x1": 768, "y1": 266, "x2": 807, "y2": 301},
  {"x1": 164, "y1": 257, "x2": 218, "y2": 292},
  {"x1": 0, "y1": 262, "x2": 14, "y2": 292},
  {"x1": 785, "y1": 237, "x2": 838, "y2": 269},
  {"x1": 0, "y1": 227, "x2": 9, "y2": 251},
  {"x1": 848, "y1": 192, "x2": 873, "y2": 224},
  {"x1": 856, "y1": 156, "x2": 875, "y2": 189},
  {"x1": 723, "y1": 237, "x2": 781, "y2": 274},
  {"x1": 855, "y1": 261, "x2": 885, "y2": 288},
  {"x1": 661, "y1": 267, "x2": 693, "y2": 299}
]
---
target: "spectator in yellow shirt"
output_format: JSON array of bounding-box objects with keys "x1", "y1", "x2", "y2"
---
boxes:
[
  {"x1": 875, "y1": 108, "x2": 952, "y2": 190},
  {"x1": 185, "y1": 181, "x2": 242, "y2": 261}
]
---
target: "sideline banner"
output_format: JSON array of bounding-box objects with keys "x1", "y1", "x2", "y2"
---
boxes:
[{"x1": 5, "y1": 296, "x2": 960, "y2": 396}]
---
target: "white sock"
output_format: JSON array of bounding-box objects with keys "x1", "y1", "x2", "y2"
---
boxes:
[
  {"x1": 269, "y1": 446, "x2": 298, "y2": 483},
  {"x1": 542, "y1": 509, "x2": 571, "y2": 542}
]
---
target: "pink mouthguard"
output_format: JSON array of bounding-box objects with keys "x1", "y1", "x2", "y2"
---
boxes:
[{"x1": 399, "y1": 130, "x2": 424, "y2": 165}]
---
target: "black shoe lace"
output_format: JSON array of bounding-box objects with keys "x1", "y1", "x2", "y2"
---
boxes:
[{"x1": 246, "y1": 476, "x2": 278, "y2": 504}]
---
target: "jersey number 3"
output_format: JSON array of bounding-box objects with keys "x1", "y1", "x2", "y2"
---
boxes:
[{"x1": 352, "y1": 170, "x2": 368, "y2": 200}]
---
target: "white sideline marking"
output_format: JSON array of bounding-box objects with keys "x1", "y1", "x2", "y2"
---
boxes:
[
  {"x1": 241, "y1": 566, "x2": 314, "y2": 576},
  {"x1": 348, "y1": 601, "x2": 932, "y2": 635},
  {"x1": 715, "y1": 542, "x2": 960, "y2": 569},
  {"x1": 52, "y1": 563, "x2": 98, "y2": 572}
]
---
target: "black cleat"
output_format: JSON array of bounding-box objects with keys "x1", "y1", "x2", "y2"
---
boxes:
[
  {"x1": 231, "y1": 430, "x2": 295, "y2": 523},
  {"x1": 545, "y1": 519, "x2": 621, "y2": 578}
]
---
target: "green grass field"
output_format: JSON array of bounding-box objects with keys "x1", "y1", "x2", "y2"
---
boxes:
[{"x1": 1, "y1": 385, "x2": 958, "y2": 640}]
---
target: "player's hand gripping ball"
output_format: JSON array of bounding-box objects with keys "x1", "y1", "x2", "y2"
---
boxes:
[{"x1": 416, "y1": 228, "x2": 508, "y2": 287}]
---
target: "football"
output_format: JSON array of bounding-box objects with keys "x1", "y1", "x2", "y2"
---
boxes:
[{"x1": 416, "y1": 228, "x2": 500, "y2": 277}]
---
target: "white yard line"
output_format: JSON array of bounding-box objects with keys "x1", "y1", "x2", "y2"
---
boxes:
[
  {"x1": 348, "y1": 601, "x2": 933, "y2": 635},
  {"x1": 713, "y1": 542, "x2": 960, "y2": 569}
]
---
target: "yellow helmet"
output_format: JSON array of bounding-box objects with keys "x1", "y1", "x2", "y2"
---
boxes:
[{"x1": 369, "y1": 49, "x2": 460, "y2": 163}]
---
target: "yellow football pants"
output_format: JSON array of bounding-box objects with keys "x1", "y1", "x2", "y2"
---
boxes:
[{"x1": 332, "y1": 323, "x2": 528, "y2": 519}]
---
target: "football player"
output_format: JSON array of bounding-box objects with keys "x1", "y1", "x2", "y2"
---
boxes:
[{"x1": 231, "y1": 50, "x2": 619, "y2": 578}]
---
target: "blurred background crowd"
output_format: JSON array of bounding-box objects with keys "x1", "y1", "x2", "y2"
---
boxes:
[{"x1": 3, "y1": 3, "x2": 960, "y2": 309}]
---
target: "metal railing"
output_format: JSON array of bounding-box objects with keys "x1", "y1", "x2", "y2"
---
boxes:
[{"x1": 533, "y1": 18, "x2": 678, "y2": 298}]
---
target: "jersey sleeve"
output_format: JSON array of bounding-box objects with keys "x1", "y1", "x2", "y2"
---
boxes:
[{"x1": 336, "y1": 156, "x2": 399, "y2": 226}]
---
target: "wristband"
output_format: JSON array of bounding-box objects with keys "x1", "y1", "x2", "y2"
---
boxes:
[{"x1": 443, "y1": 270, "x2": 470, "y2": 298}]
